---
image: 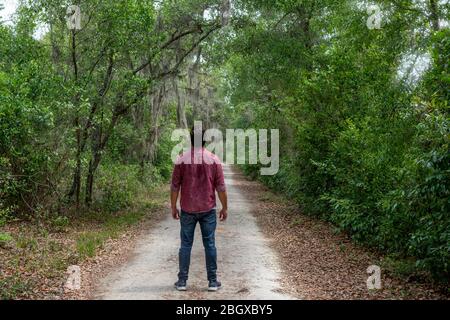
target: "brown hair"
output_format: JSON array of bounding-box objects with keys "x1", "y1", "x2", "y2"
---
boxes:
[{"x1": 190, "y1": 126, "x2": 206, "y2": 147}]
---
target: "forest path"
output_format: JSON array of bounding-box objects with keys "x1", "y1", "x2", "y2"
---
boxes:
[{"x1": 94, "y1": 165, "x2": 297, "y2": 300}]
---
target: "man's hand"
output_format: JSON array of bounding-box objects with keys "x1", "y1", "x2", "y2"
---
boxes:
[
  {"x1": 219, "y1": 208, "x2": 228, "y2": 222},
  {"x1": 172, "y1": 207, "x2": 180, "y2": 220},
  {"x1": 217, "y1": 191, "x2": 228, "y2": 222}
]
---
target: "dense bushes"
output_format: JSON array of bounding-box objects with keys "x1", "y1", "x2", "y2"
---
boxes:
[
  {"x1": 390, "y1": 111, "x2": 449, "y2": 279},
  {"x1": 0, "y1": 25, "x2": 64, "y2": 219},
  {"x1": 95, "y1": 162, "x2": 170, "y2": 213},
  {"x1": 95, "y1": 164, "x2": 142, "y2": 212},
  {"x1": 0, "y1": 19, "x2": 176, "y2": 219},
  {"x1": 240, "y1": 83, "x2": 449, "y2": 283},
  {"x1": 2, "y1": 0, "x2": 229, "y2": 226},
  {"x1": 320, "y1": 107, "x2": 449, "y2": 279}
]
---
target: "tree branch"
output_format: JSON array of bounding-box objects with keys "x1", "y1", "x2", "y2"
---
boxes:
[
  {"x1": 133, "y1": 27, "x2": 202, "y2": 75},
  {"x1": 157, "y1": 24, "x2": 221, "y2": 79}
]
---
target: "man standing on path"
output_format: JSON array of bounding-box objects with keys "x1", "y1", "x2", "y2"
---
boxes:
[{"x1": 170, "y1": 127, "x2": 228, "y2": 292}]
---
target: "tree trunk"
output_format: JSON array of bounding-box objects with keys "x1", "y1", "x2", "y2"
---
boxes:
[
  {"x1": 85, "y1": 152, "x2": 101, "y2": 205},
  {"x1": 145, "y1": 83, "x2": 166, "y2": 164},
  {"x1": 428, "y1": 0, "x2": 440, "y2": 31},
  {"x1": 189, "y1": 47, "x2": 202, "y2": 120},
  {"x1": 67, "y1": 29, "x2": 82, "y2": 208},
  {"x1": 172, "y1": 76, "x2": 188, "y2": 128},
  {"x1": 85, "y1": 118, "x2": 103, "y2": 205},
  {"x1": 68, "y1": 51, "x2": 114, "y2": 206},
  {"x1": 221, "y1": 0, "x2": 231, "y2": 26}
]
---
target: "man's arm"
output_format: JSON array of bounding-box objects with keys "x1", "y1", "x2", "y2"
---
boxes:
[
  {"x1": 170, "y1": 164, "x2": 182, "y2": 220},
  {"x1": 215, "y1": 163, "x2": 228, "y2": 221},
  {"x1": 171, "y1": 190, "x2": 180, "y2": 220},
  {"x1": 218, "y1": 191, "x2": 228, "y2": 221}
]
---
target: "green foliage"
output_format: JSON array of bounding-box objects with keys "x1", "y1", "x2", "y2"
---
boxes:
[
  {"x1": 0, "y1": 23, "x2": 66, "y2": 217},
  {"x1": 15, "y1": 235, "x2": 38, "y2": 251},
  {"x1": 95, "y1": 164, "x2": 142, "y2": 212},
  {"x1": 1, "y1": 0, "x2": 448, "y2": 285},
  {"x1": 224, "y1": 0, "x2": 450, "y2": 281},
  {"x1": 0, "y1": 203, "x2": 14, "y2": 227},
  {"x1": 1, "y1": 0, "x2": 226, "y2": 220},
  {"x1": 153, "y1": 124, "x2": 179, "y2": 180},
  {"x1": 76, "y1": 231, "x2": 108, "y2": 259},
  {"x1": 386, "y1": 110, "x2": 450, "y2": 280},
  {"x1": 0, "y1": 232, "x2": 13, "y2": 248},
  {"x1": 94, "y1": 160, "x2": 167, "y2": 213}
]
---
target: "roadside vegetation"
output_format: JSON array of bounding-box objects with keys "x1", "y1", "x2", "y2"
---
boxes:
[
  {"x1": 0, "y1": 182, "x2": 167, "y2": 299},
  {"x1": 221, "y1": 0, "x2": 449, "y2": 285}
]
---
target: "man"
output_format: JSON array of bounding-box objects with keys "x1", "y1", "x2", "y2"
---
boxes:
[{"x1": 170, "y1": 128, "x2": 228, "y2": 292}]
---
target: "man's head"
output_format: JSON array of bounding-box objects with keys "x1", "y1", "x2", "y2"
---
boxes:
[{"x1": 190, "y1": 126, "x2": 206, "y2": 147}]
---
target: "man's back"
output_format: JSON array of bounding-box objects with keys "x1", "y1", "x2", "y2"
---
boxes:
[
  {"x1": 170, "y1": 144, "x2": 228, "y2": 291},
  {"x1": 171, "y1": 148, "x2": 226, "y2": 213}
]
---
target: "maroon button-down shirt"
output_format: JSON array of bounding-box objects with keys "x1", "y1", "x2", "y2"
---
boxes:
[{"x1": 171, "y1": 148, "x2": 226, "y2": 213}]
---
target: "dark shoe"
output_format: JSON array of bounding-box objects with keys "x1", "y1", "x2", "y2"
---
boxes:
[
  {"x1": 174, "y1": 280, "x2": 187, "y2": 291},
  {"x1": 208, "y1": 280, "x2": 222, "y2": 292}
]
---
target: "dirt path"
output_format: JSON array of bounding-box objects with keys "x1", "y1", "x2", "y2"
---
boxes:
[
  {"x1": 94, "y1": 166, "x2": 297, "y2": 300},
  {"x1": 234, "y1": 171, "x2": 448, "y2": 300}
]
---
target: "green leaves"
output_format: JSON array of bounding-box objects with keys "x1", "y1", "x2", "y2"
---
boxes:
[{"x1": 222, "y1": 0, "x2": 450, "y2": 282}]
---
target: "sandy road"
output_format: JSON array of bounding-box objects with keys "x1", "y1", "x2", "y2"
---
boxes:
[{"x1": 95, "y1": 166, "x2": 296, "y2": 300}]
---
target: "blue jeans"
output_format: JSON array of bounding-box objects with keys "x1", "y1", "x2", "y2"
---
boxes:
[{"x1": 178, "y1": 209, "x2": 217, "y2": 282}]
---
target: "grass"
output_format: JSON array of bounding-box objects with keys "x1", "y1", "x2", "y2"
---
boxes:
[
  {"x1": 75, "y1": 208, "x2": 152, "y2": 259},
  {"x1": 75, "y1": 204, "x2": 158, "y2": 259},
  {"x1": 76, "y1": 231, "x2": 109, "y2": 259},
  {"x1": 258, "y1": 192, "x2": 281, "y2": 203},
  {"x1": 15, "y1": 235, "x2": 38, "y2": 250},
  {"x1": 0, "y1": 232, "x2": 13, "y2": 248}
]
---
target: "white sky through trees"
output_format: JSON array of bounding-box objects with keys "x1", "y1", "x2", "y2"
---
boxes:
[
  {"x1": 0, "y1": 0, "x2": 18, "y2": 24},
  {"x1": 0, "y1": 0, "x2": 47, "y2": 38}
]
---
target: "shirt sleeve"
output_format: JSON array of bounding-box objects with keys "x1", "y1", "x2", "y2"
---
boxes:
[
  {"x1": 171, "y1": 164, "x2": 182, "y2": 192},
  {"x1": 214, "y1": 163, "x2": 226, "y2": 193}
]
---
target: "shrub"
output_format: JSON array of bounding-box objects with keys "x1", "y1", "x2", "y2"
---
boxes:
[
  {"x1": 0, "y1": 232, "x2": 13, "y2": 248},
  {"x1": 385, "y1": 111, "x2": 450, "y2": 280},
  {"x1": 49, "y1": 216, "x2": 70, "y2": 232},
  {"x1": 96, "y1": 164, "x2": 142, "y2": 212}
]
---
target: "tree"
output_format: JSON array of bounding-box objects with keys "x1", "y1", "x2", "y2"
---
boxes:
[{"x1": 215, "y1": 0, "x2": 449, "y2": 280}]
